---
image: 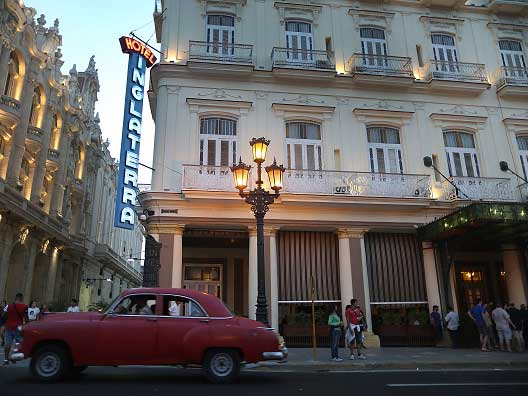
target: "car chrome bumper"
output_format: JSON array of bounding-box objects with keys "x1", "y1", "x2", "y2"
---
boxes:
[
  {"x1": 10, "y1": 352, "x2": 25, "y2": 362},
  {"x1": 263, "y1": 348, "x2": 288, "y2": 360}
]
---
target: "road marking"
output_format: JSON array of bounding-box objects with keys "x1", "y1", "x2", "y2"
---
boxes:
[{"x1": 387, "y1": 382, "x2": 528, "y2": 387}]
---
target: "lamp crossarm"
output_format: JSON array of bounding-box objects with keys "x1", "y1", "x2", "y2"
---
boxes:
[
  {"x1": 508, "y1": 169, "x2": 528, "y2": 185},
  {"x1": 430, "y1": 164, "x2": 472, "y2": 201}
]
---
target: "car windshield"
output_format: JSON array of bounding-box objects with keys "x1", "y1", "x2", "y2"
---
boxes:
[{"x1": 104, "y1": 295, "x2": 123, "y2": 314}]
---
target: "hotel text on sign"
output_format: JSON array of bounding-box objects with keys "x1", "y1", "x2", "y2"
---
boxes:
[{"x1": 114, "y1": 36, "x2": 156, "y2": 230}]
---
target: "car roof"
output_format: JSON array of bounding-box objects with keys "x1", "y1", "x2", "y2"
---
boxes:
[{"x1": 121, "y1": 288, "x2": 232, "y2": 318}]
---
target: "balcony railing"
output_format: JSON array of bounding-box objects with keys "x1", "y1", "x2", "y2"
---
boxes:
[
  {"x1": 441, "y1": 176, "x2": 514, "y2": 201},
  {"x1": 423, "y1": 60, "x2": 488, "y2": 83},
  {"x1": 47, "y1": 148, "x2": 60, "y2": 161},
  {"x1": 183, "y1": 164, "x2": 254, "y2": 192},
  {"x1": 188, "y1": 41, "x2": 254, "y2": 64},
  {"x1": 27, "y1": 126, "x2": 43, "y2": 142},
  {"x1": 519, "y1": 182, "x2": 528, "y2": 201},
  {"x1": 347, "y1": 53, "x2": 414, "y2": 78},
  {"x1": 492, "y1": 66, "x2": 528, "y2": 88},
  {"x1": 283, "y1": 170, "x2": 431, "y2": 198},
  {"x1": 0, "y1": 95, "x2": 20, "y2": 112},
  {"x1": 272, "y1": 47, "x2": 335, "y2": 70}
]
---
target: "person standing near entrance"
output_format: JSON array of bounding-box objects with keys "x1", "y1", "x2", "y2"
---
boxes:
[
  {"x1": 430, "y1": 305, "x2": 442, "y2": 343},
  {"x1": 3, "y1": 293, "x2": 27, "y2": 365},
  {"x1": 468, "y1": 299, "x2": 490, "y2": 352},
  {"x1": 507, "y1": 303, "x2": 524, "y2": 352},
  {"x1": 521, "y1": 304, "x2": 528, "y2": 349},
  {"x1": 346, "y1": 299, "x2": 366, "y2": 360},
  {"x1": 327, "y1": 304, "x2": 343, "y2": 362},
  {"x1": 492, "y1": 302, "x2": 516, "y2": 352},
  {"x1": 444, "y1": 306, "x2": 460, "y2": 348}
]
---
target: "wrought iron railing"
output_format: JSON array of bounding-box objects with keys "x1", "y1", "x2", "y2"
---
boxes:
[
  {"x1": 441, "y1": 176, "x2": 514, "y2": 201},
  {"x1": 272, "y1": 47, "x2": 335, "y2": 70},
  {"x1": 347, "y1": 53, "x2": 414, "y2": 78},
  {"x1": 0, "y1": 95, "x2": 20, "y2": 111},
  {"x1": 423, "y1": 60, "x2": 488, "y2": 83},
  {"x1": 183, "y1": 164, "x2": 254, "y2": 192},
  {"x1": 27, "y1": 125, "x2": 43, "y2": 141},
  {"x1": 137, "y1": 184, "x2": 151, "y2": 193},
  {"x1": 519, "y1": 182, "x2": 528, "y2": 201},
  {"x1": 283, "y1": 170, "x2": 431, "y2": 198},
  {"x1": 189, "y1": 41, "x2": 253, "y2": 64},
  {"x1": 492, "y1": 66, "x2": 528, "y2": 88},
  {"x1": 47, "y1": 148, "x2": 60, "y2": 161}
]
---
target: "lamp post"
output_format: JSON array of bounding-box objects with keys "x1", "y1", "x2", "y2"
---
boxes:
[{"x1": 231, "y1": 137, "x2": 285, "y2": 326}]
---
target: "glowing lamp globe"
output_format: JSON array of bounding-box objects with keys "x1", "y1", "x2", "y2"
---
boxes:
[
  {"x1": 265, "y1": 158, "x2": 285, "y2": 192},
  {"x1": 230, "y1": 158, "x2": 251, "y2": 191},
  {"x1": 250, "y1": 137, "x2": 270, "y2": 164}
]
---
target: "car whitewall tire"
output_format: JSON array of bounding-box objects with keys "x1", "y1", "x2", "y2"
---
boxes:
[{"x1": 203, "y1": 349, "x2": 241, "y2": 384}]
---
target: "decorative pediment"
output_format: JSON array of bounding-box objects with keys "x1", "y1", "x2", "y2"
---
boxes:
[
  {"x1": 199, "y1": 0, "x2": 247, "y2": 21},
  {"x1": 186, "y1": 98, "x2": 253, "y2": 117},
  {"x1": 487, "y1": 22, "x2": 528, "y2": 42},
  {"x1": 348, "y1": 9, "x2": 396, "y2": 34},
  {"x1": 353, "y1": 108, "x2": 414, "y2": 126},
  {"x1": 272, "y1": 103, "x2": 335, "y2": 121},
  {"x1": 420, "y1": 16, "x2": 465, "y2": 40},
  {"x1": 430, "y1": 112, "x2": 488, "y2": 129},
  {"x1": 274, "y1": 2, "x2": 322, "y2": 26}
]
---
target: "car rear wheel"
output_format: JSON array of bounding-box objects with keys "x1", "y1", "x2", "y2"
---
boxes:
[
  {"x1": 30, "y1": 345, "x2": 72, "y2": 382},
  {"x1": 203, "y1": 349, "x2": 240, "y2": 384}
]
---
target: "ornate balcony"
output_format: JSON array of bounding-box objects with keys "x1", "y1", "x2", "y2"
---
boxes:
[
  {"x1": 47, "y1": 148, "x2": 60, "y2": 163},
  {"x1": 492, "y1": 66, "x2": 528, "y2": 99},
  {"x1": 487, "y1": 0, "x2": 528, "y2": 15},
  {"x1": 0, "y1": 95, "x2": 21, "y2": 130},
  {"x1": 26, "y1": 126, "x2": 44, "y2": 149},
  {"x1": 519, "y1": 182, "x2": 528, "y2": 201},
  {"x1": 421, "y1": 60, "x2": 489, "y2": 95},
  {"x1": 271, "y1": 47, "x2": 335, "y2": 80},
  {"x1": 187, "y1": 41, "x2": 254, "y2": 74},
  {"x1": 183, "y1": 164, "x2": 253, "y2": 192},
  {"x1": 441, "y1": 176, "x2": 515, "y2": 202},
  {"x1": 345, "y1": 53, "x2": 414, "y2": 87}
]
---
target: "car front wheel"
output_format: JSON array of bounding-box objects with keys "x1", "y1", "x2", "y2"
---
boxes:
[
  {"x1": 203, "y1": 349, "x2": 240, "y2": 384},
  {"x1": 30, "y1": 345, "x2": 72, "y2": 382}
]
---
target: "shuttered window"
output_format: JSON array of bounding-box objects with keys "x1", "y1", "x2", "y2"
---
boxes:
[
  {"x1": 431, "y1": 33, "x2": 459, "y2": 74},
  {"x1": 285, "y1": 21, "x2": 313, "y2": 62},
  {"x1": 444, "y1": 131, "x2": 480, "y2": 177},
  {"x1": 286, "y1": 122, "x2": 323, "y2": 170},
  {"x1": 360, "y1": 28, "x2": 387, "y2": 68},
  {"x1": 199, "y1": 117, "x2": 237, "y2": 167},
  {"x1": 367, "y1": 126, "x2": 403, "y2": 174},
  {"x1": 499, "y1": 40, "x2": 527, "y2": 78},
  {"x1": 206, "y1": 15, "x2": 235, "y2": 56},
  {"x1": 517, "y1": 136, "x2": 528, "y2": 180}
]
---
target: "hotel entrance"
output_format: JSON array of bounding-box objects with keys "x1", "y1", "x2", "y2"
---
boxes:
[{"x1": 183, "y1": 264, "x2": 223, "y2": 298}]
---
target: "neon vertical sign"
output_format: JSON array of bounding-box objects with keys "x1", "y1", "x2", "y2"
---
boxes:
[{"x1": 114, "y1": 37, "x2": 157, "y2": 229}]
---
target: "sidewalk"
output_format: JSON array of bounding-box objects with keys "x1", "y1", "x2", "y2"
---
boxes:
[{"x1": 256, "y1": 347, "x2": 528, "y2": 371}]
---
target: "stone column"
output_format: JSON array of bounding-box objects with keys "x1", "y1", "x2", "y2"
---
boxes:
[
  {"x1": 266, "y1": 227, "x2": 279, "y2": 330},
  {"x1": 31, "y1": 110, "x2": 54, "y2": 203},
  {"x1": 337, "y1": 229, "x2": 354, "y2": 319},
  {"x1": 423, "y1": 242, "x2": 441, "y2": 313},
  {"x1": 0, "y1": 45, "x2": 12, "y2": 92},
  {"x1": 0, "y1": 224, "x2": 14, "y2": 298},
  {"x1": 23, "y1": 239, "x2": 39, "y2": 301},
  {"x1": 50, "y1": 131, "x2": 71, "y2": 217},
  {"x1": 502, "y1": 244, "x2": 528, "y2": 305},
  {"x1": 6, "y1": 68, "x2": 37, "y2": 187},
  {"x1": 171, "y1": 225, "x2": 185, "y2": 288},
  {"x1": 248, "y1": 226, "x2": 258, "y2": 320},
  {"x1": 45, "y1": 246, "x2": 60, "y2": 302},
  {"x1": 22, "y1": 162, "x2": 36, "y2": 200}
]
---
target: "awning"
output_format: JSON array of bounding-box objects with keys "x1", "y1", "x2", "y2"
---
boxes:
[{"x1": 418, "y1": 202, "x2": 528, "y2": 246}]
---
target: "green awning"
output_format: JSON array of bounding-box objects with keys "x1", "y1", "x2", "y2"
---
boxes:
[{"x1": 418, "y1": 202, "x2": 528, "y2": 245}]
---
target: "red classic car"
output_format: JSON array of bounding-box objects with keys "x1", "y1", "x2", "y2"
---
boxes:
[{"x1": 12, "y1": 288, "x2": 287, "y2": 383}]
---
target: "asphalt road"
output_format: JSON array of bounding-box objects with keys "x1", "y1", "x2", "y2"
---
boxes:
[{"x1": 1, "y1": 366, "x2": 527, "y2": 396}]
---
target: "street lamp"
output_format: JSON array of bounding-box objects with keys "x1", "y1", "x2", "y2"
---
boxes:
[{"x1": 231, "y1": 137, "x2": 285, "y2": 326}]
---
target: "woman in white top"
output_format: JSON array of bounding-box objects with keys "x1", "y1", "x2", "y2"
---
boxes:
[{"x1": 27, "y1": 301, "x2": 41, "y2": 321}]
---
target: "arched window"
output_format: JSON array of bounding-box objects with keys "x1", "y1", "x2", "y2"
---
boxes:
[
  {"x1": 286, "y1": 122, "x2": 322, "y2": 170},
  {"x1": 28, "y1": 88, "x2": 42, "y2": 127},
  {"x1": 367, "y1": 126, "x2": 403, "y2": 174},
  {"x1": 50, "y1": 113, "x2": 61, "y2": 150},
  {"x1": 431, "y1": 33, "x2": 458, "y2": 73},
  {"x1": 443, "y1": 131, "x2": 480, "y2": 177},
  {"x1": 286, "y1": 21, "x2": 313, "y2": 62},
  {"x1": 206, "y1": 15, "x2": 235, "y2": 56},
  {"x1": 516, "y1": 135, "x2": 528, "y2": 180},
  {"x1": 499, "y1": 40, "x2": 526, "y2": 78},
  {"x1": 199, "y1": 117, "x2": 237, "y2": 167},
  {"x1": 3, "y1": 52, "x2": 19, "y2": 98},
  {"x1": 360, "y1": 28, "x2": 387, "y2": 68}
]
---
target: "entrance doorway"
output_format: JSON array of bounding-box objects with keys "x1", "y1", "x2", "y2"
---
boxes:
[{"x1": 183, "y1": 264, "x2": 222, "y2": 298}]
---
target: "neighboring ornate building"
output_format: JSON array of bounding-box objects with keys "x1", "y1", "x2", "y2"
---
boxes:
[
  {"x1": 0, "y1": 0, "x2": 143, "y2": 310},
  {"x1": 142, "y1": 0, "x2": 528, "y2": 347}
]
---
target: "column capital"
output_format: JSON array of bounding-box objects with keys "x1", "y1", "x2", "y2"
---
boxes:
[
  {"x1": 337, "y1": 228, "x2": 367, "y2": 239},
  {"x1": 248, "y1": 226, "x2": 257, "y2": 237},
  {"x1": 173, "y1": 224, "x2": 185, "y2": 236},
  {"x1": 422, "y1": 241, "x2": 434, "y2": 250},
  {"x1": 264, "y1": 226, "x2": 280, "y2": 237}
]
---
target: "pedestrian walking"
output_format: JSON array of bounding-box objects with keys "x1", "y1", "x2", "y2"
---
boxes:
[
  {"x1": 327, "y1": 304, "x2": 343, "y2": 362},
  {"x1": 444, "y1": 306, "x2": 460, "y2": 348},
  {"x1": 506, "y1": 303, "x2": 524, "y2": 352},
  {"x1": 492, "y1": 302, "x2": 516, "y2": 352},
  {"x1": 468, "y1": 299, "x2": 490, "y2": 352},
  {"x1": 27, "y1": 301, "x2": 40, "y2": 322},
  {"x1": 0, "y1": 300, "x2": 7, "y2": 347},
  {"x1": 345, "y1": 299, "x2": 366, "y2": 360},
  {"x1": 67, "y1": 299, "x2": 80, "y2": 313},
  {"x1": 3, "y1": 293, "x2": 27, "y2": 365},
  {"x1": 521, "y1": 304, "x2": 528, "y2": 350},
  {"x1": 484, "y1": 302, "x2": 497, "y2": 350},
  {"x1": 430, "y1": 305, "x2": 442, "y2": 343}
]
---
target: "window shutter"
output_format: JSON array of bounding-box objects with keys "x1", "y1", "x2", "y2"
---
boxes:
[
  {"x1": 306, "y1": 145, "x2": 315, "y2": 170},
  {"x1": 207, "y1": 140, "x2": 216, "y2": 166},
  {"x1": 294, "y1": 144, "x2": 303, "y2": 169},
  {"x1": 220, "y1": 140, "x2": 229, "y2": 167}
]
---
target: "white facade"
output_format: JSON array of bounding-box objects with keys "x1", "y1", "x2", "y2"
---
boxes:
[{"x1": 141, "y1": 0, "x2": 528, "y2": 345}]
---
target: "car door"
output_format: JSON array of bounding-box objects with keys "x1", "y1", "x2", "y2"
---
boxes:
[
  {"x1": 156, "y1": 295, "x2": 211, "y2": 364},
  {"x1": 94, "y1": 294, "x2": 159, "y2": 365}
]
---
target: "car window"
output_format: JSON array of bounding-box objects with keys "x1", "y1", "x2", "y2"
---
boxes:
[
  {"x1": 162, "y1": 296, "x2": 206, "y2": 318},
  {"x1": 110, "y1": 294, "x2": 157, "y2": 316}
]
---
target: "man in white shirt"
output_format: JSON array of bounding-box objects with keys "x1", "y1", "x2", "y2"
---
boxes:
[
  {"x1": 444, "y1": 306, "x2": 459, "y2": 348},
  {"x1": 66, "y1": 299, "x2": 80, "y2": 313},
  {"x1": 492, "y1": 302, "x2": 516, "y2": 352}
]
